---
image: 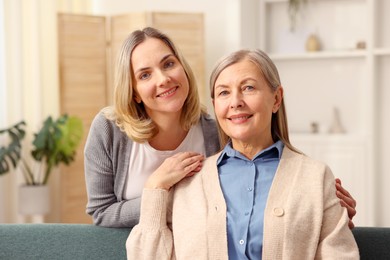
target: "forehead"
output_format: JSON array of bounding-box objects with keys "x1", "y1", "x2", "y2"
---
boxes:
[
  {"x1": 216, "y1": 59, "x2": 263, "y2": 84},
  {"x1": 131, "y1": 38, "x2": 173, "y2": 66}
]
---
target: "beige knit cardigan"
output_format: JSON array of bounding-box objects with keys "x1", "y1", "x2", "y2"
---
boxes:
[{"x1": 126, "y1": 147, "x2": 359, "y2": 259}]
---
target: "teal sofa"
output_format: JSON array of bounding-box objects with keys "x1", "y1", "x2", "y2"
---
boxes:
[
  {"x1": 0, "y1": 224, "x2": 130, "y2": 260},
  {"x1": 0, "y1": 224, "x2": 389, "y2": 259}
]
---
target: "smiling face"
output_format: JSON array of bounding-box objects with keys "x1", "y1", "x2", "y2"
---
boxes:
[
  {"x1": 213, "y1": 59, "x2": 283, "y2": 151},
  {"x1": 131, "y1": 37, "x2": 189, "y2": 120}
]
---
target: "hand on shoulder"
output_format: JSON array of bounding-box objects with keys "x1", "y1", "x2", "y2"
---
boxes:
[{"x1": 145, "y1": 152, "x2": 204, "y2": 190}]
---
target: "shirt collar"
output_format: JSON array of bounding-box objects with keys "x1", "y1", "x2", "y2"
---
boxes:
[{"x1": 217, "y1": 140, "x2": 284, "y2": 164}]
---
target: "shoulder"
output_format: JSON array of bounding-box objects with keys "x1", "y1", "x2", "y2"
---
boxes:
[
  {"x1": 200, "y1": 112, "x2": 215, "y2": 121},
  {"x1": 281, "y1": 147, "x2": 328, "y2": 171},
  {"x1": 91, "y1": 108, "x2": 116, "y2": 129},
  {"x1": 176, "y1": 152, "x2": 221, "y2": 189},
  {"x1": 198, "y1": 152, "x2": 220, "y2": 180},
  {"x1": 199, "y1": 113, "x2": 217, "y2": 127},
  {"x1": 199, "y1": 113, "x2": 220, "y2": 155},
  {"x1": 88, "y1": 108, "x2": 130, "y2": 145},
  {"x1": 279, "y1": 147, "x2": 334, "y2": 184},
  {"x1": 203, "y1": 152, "x2": 220, "y2": 168}
]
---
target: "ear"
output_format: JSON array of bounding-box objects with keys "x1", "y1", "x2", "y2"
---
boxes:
[
  {"x1": 134, "y1": 94, "x2": 142, "y2": 104},
  {"x1": 272, "y1": 86, "x2": 283, "y2": 113}
]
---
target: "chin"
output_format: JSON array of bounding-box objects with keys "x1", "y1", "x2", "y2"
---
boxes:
[
  {"x1": 164, "y1": 104, "x2": 185, "y2": 113},
  {"x1": 229, "y1": 134, "x2": 251, "y2": 143}
]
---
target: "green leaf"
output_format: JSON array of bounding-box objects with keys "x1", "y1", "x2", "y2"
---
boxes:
[
  {"x1": 30, "y1": 114, "x2": 83, "y2": 184},
  {"x1": 56, "y1": 116, "x2": 83, "y2": 159},
  {"x1": 0, "y1": 121, "x2": 26, "y2": 175},
  {"x1": 32, "y1": 116, "x2": 55, "y2": 162}
]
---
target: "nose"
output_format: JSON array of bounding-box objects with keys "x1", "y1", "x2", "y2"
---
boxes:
[
  {"x1": 230, "y1": 91, "x2": 244, "y2": 109},
  {"x1": 156, "y1": 70, "x2": 170, "y2": 87}
]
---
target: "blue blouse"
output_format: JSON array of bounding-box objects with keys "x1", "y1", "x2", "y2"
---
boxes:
[{"x1": 217, "y1": 140, "x2": 284, "y2": 260}]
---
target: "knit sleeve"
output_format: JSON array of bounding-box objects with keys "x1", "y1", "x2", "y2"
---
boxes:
[
  {"x1": 84, "y1": 112, "x2": 141, "y2": 227},
  {"x1": 200, "y1": 113, "x2": 221, "y2": 156},
  {"x1": 126, "y1": 188, "x2": 175, "y2": 260},
  {"x1": 315, "y1": 165, "x2": 359, "y2": 259}
]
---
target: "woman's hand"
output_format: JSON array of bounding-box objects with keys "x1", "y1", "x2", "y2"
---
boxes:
[
  {"x1": 145, "y1": 152, "x2": 204, "y2": 191},
  {"x1": 335, "y1": 178, "x2": 357, "y2": 229}
]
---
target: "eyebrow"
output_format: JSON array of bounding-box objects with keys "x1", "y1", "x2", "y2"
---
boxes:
[
  {"x1": 134, "y1": 54, "x2": 174, "y2": 75},
  {"x1": 215, "y1": 77, "x2": 257, "y2": 89}
]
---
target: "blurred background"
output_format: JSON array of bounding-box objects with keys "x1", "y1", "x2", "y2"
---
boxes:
[{"x1": 0, "y1": 0, "x2": 389, "y2": 227}]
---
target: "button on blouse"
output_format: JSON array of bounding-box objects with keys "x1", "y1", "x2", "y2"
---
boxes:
[{"x1": 217, "y1": 141, "x2": 283, "y2": 260}]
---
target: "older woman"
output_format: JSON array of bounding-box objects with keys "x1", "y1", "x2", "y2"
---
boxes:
[{"x1": 126, "y1": 48, "x2": 359, "y2": 259}]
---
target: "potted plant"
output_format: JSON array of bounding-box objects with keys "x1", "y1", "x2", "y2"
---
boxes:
[
  {"x1": 0, "y1": 114, "x2": 83, "y2": 216},
  {"x1": 288, "y1": 0, "x2": 308, "y2": 31}
]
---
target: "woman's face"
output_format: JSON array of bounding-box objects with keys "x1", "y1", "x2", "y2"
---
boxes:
[
  {"x1": 213, "y1": 59, "x2": 282, "y2": 148},
  {"x1": 131, "y1": 37, "x2": 189, "y2": 119}
]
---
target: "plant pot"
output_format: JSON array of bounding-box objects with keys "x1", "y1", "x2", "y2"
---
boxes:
[{"x1": 18, "y1": 185, "x2": 50, "y2": 215}]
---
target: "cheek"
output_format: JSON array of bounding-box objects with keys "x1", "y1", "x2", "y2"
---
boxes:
[
  {"x1": 178, "y1": 70, "x2": 190, "y2": 89},
  {"x1": 251, "y1": 95, "x2": 274, "y2": 114},
  {"x1": 213, "y1": 99, "x2": 227, "y2": 120},
  {"x1": 136, "y1": 83, "x2": 154, "y2": 100}
]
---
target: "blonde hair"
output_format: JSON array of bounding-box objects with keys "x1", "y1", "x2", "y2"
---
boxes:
[
  {"x1": 209, "y1": 49, "x2": 299, "y2": 153},
  {"x1": 104, "y1": 27, "x2": 203, "y2": 142}
]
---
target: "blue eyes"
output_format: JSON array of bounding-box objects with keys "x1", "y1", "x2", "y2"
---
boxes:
[
  {"x1": 138, "y1": 60, "x2": 175, "y2": 80},
  {"x1": 218, "y1": 90, "x2": 229, "y2": 96},
  {"x1": 140, "y1": 73, "x2": 150, "y2": 80},
  {"x1": 164, "y1": 61, "x2": 174, "y2": 68},
  {"x1": 217, "y1": 85, "x2": 255, "y2": 96}
]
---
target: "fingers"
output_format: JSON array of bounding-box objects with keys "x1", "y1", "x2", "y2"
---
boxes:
[
  {"x1": 335, "y1": 179, "x2": 357, "y2": 229},
  {"x1": 181, "y1": 153, "x2": 204, "y2": 172},
  {"x1": 348, "y1": 220, "x2": 355, "y2": 229},
  {"x1": 185, "y1": 163, "x2": 203, "y2": 178},
  {"x1": 336, "y1": 182, "x2": 357, "y2": 209},
  {"x1": 336, "y1": 181, "x2": 351, "y2": 199},
  {"x1": 339, "y1": 199, "x2": 357, "y2": 219},
  {"x1": 337, "y1": 191, "x2": 357, "y2": 219},
  {"x1": 336, "y1": 189, "x2": 357, "y2": 210},
  {"x1": 145, "y1": 152, "x2": 204, "y2": 190},
  {"x1": 173, "y1": 151, "x2": 203, "y2": 160}
]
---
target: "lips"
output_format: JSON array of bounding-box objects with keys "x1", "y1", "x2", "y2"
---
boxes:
[
  {"x1": 228, "y1": 114, "x2": 252, "y2": 123},
  {"x1": 156, "y1": 87, "x2": 178, "y2": 98}
]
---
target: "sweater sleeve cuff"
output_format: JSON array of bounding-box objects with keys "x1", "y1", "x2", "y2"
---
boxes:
[{"x1": 139, "y1": 188, "x2": 170, "y2": 230}]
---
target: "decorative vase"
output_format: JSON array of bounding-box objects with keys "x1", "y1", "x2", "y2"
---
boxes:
[
  {"x1": 328, "y1": 107, "x2": 346, "y2": 134},
  {"x1": 305, "y1": 34, "x2": 321, "y2": 52},
  {"x1": 18, "y1": 185, "x2": 50, "y2": 216}
]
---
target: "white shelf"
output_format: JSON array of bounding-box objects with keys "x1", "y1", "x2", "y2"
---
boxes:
[
  {"x1": 374, "y1": 48, "x2": 390, "y2": 56},
  {"x1": 264, "y1": 0, "x2": 286, "y2": 3},
  {"x1": 264, "y1": 0, "x2": 364, "y2": 3},
  {"x1": 290, "y1": 133, "x2": 366, "y2": 143},
  {"x1": 257, "y1": 0, "x2": 379, "y2": 226},
  {"x1": 270, "y1": 50, "x2": 367, "y2": 61}
]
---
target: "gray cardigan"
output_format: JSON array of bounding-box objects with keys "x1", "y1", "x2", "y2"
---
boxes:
[{"x1": 84, "y1": 111, "x2": 220, "y2": 227}]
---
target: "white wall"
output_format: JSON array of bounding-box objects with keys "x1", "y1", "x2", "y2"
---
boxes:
[
  {"x1": 378, "y1": 57, "x2": 390, "y2": 227},
  {"x1": 0, "y1": 0, "x2": 7, "y2": 223},
  {"x1": 1, "y1": 0, "x2": 62, "y2": 223},
  {"x1": 0, "y1": 0, "x2": 24, "y2": 224}
]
